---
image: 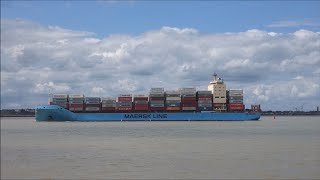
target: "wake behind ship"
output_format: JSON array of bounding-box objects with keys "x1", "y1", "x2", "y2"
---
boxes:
[{"x1": 35, "y1": 74, "x2": 261, "y2": 121}]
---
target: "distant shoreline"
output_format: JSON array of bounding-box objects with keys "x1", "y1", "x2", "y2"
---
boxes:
[
  {"x1": 1, "y1": 114, "x2": 320, "y2": 118},
  {"x1": 1, "y1": 115, "x2": 35, "y2": 117}
]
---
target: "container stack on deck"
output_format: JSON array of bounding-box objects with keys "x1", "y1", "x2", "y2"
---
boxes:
[
  {"x1": 85, "y1": 97, "x2": 101, "y2": 112},
  {"x1": 165, "y1": 91, "x2": 181, "y2": 111},
  {"x1": 196, "y1": 91, "x2": 213, "y2": 111},
  {"x1": 48, "y1": 73, "x2": 260, "y2": 113},
  {"x1": 149, "y1": 88, "x2": 165, "y2": 112},
  {"x1": 51, "y1": 94, "x2": 69, "y2": 109},
  {"x1": 180, "y1": 88, "x2": 197, "y2": 111},
  {"x1": 69, "y1": 95, "x2": 84, "y2": 112},
  {"x1": 101, "y1": 97, "x2": 116, "y2": 112},
  {"x1": 227, "y1": 90, "x2": 245, "y2": 112},
  {"x1": 133, "y1": 95, "x2": 149, "y2": 111},
  {"x1": 117, "y1": 94, "x2": 133, "y2": 111}
]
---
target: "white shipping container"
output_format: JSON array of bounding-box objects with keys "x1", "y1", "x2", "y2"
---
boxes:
[
  {"x1": 197, "y1": 91, "x2": 212, "y2": 94},
  {"x1": 53, "y1": 98, "x2": 68, "y2": 102},
  {"x1": 198, "y1": 103, "x2": 213, "y2": 107},
  {"x1": 119, "y1": 94, "x2": 132, "y2": 97},
  {"x1": 150, "y1": 100, "x2": 164, "y2": 104},
  {"x1": 166, "y1": 97, "x2": 181, "y2": 101},
  {"x1": 181, "y1": 94, "x2": 196, "y2": 97},
  {"x1": 85, "y1": 107, "x2": 100, "y2": 111},
  {"x1": 182, "y1": 107, "x2": 197, "y2": 111},
  {"x1": 69, "y1": 94, "x2": 84, "y2": 98},
  {"x1": 101, "y1": 97, "x2": 116, "y2": 101},
  {"x1": 149, "y1": 93, "x2": 165, "y2": 97},
  {"x1": 150, "y1": 104, "x2": 165, "y2": 107},
  {"x1": 179, "y1": 88, "x2": 196, "y2": 94},
  {"x1": 69, "y1": 107, "x2": 83, "y2": 111},
  {"x1": 102, "y1": 100, "x2": 116, "y2": 103},
  {"x1": 150, "y1": 88, "x2": 164, "y2": 92},
  {"x1": 134, "y1": 94, "x2": 147, "y2": 97},
  {"x1": 166, "y1": 91, "x2": 180, "y2": 95},
  {"x1": 197, "y1": 100, "x2": 212, "y2": 104},
  {"x1": 166, "y1": 100, "x2": 181, "y2": 104},
  {"x1": 228, "y1": 90, "x2": 243, "y2": 96},
  {"x1": 53, "y1": 94, "x2": 68, "y2": 98},
  {"x1": 102, "y1": 104, "x2": 117, "y2": 107}
]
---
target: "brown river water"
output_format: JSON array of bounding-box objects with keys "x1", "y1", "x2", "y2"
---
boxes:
[{"x1": 1, "y1": 116, "x2": 320, "y2": 179}]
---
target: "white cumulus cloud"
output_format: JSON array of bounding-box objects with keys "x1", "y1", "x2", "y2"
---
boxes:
[{"x1": 1, "y1": 19, "x2": 319, "y2": 110}]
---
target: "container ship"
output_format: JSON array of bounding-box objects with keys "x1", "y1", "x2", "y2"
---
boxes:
[{"x1": 35, "y1": 74, "x2": 261, "y2": 121}]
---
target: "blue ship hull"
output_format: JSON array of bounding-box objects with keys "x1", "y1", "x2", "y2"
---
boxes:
[{"x1": 35, "y1": 105, "x2": 260, "y2": 121}]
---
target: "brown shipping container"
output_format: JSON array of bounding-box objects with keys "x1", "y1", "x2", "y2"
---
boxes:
[
  {"x1": 134, "y1": 100, "x2": 148, "y2": 104},
  {"x1": 69, "y1": 104, "x2": 84, "y2": 108},
  {"x1": 181, "y1": 97, "x2": 196, "y2": 101},
  {"x1": 134, "y1": 97, "x2": 148, "y2": 101},
  {"x1": 134, "y1": 107, "x2": 149, "y2": 111},
  {"x1": 182, "y1": 102, "x2": 197, "y2": 107},
  {"x1": 213, "y1": 103, "x2": 226, "y2": 107},
  {"x1": 149, "y1": 97, "x2": 165, "y2": 101},
  {"x1": 150, "y1": 107, "x2": 165, "y2": 111},
  {"x1": 166, "y1": 107, "x2": 181, "y2": 111},
  {"x1": 135, "y1": 104, "x2": 149, "y2": 108},
  {"x1": 182, "y1": 104, "x2": 197, "y2": 107}
]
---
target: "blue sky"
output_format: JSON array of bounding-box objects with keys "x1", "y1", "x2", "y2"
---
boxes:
[
  {"x1": 1, "y1": 1, "x2": 320, "y2": 111},
  {"x1": 2, "y1": 1, "x2": 320, "y2": 37}
]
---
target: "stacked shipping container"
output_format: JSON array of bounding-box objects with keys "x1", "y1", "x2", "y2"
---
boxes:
[
  {"x1": 101, "y1": 97, "x2": 116, "y2": 112},
  {"x1": 85, "y1": 97, "x2": 101, "y2": 112},
  {"x1": 51, "y1": 94, "x2": 69, "y2": 109},
  {"x1": 149, "y1": 88, "x2": 165, "y2": 111},
  {"x1": 117, "y1": 94, "x2": 133, "y2": 111},
  {"x1": 227, "y1": 90, "x2": 245, "y2": 111},
  {"x1": 134, "y1": 95, "x2": 149, "y2": 111},
  {"x1": 165, "y1": 91, "x2": 181, "y2": 111},
  {"x1": 180, "y1": 88, "x2": 197, "y2": 111},
  {"x1": 69, "y1": 95, "x2": 84, "y2": 112},
  {"x1": 196, "y1": 91, "x2": 213, "y2": 111}
]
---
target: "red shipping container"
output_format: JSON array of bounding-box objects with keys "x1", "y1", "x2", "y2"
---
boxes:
[
  {"x1": 181, "y1": 97, "x2": 196, "y2": 101},
  {"x1": 118, "y1": 97, "x2": 132, "y2": 101},
  {"x1": 134, "y1": 97, "x2": 148, "y2": 101},
  {"x1": 117, "y1": 107, "x2": 132, "y2": 111},
  {"x1": 134, "y1": 107, "x2": 149, "y2": 111},
  {"x1": 182, "y1": 102, "x2": 198, "y2": 107},
  {"x1": 69, "y1": 104, "x2": 84, "y2": 108},
  {"x1": 228, "y1": 103, "x2": 245, "y2": 111}
]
